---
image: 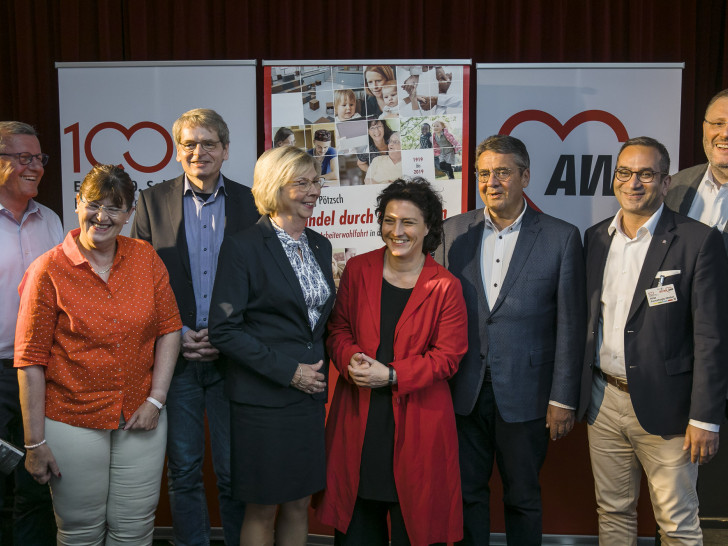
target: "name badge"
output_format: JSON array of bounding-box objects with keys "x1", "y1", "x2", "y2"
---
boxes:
[{"x1": 646, "y1": 284, "x2": 677, "y2": 307}]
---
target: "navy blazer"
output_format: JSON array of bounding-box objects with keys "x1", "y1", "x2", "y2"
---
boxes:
[
  {"x1": 208, "y1": 216, "x2": 335, "y2": 407},
  {"x1": 435, "y1": 206, "x2": 586, "y2": 422},
  {"x1": 577, "y1": 207, "x2": 728, "y2": 435}
]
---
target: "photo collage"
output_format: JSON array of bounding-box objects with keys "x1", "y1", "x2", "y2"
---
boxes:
[{"x1": 270, "y1": 64, "x2": 465, "y2": 186}]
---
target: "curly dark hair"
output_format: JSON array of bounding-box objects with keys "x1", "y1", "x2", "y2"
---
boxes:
[{"x1": 375, "y1": 177, "x2": 444, "y2": 254}]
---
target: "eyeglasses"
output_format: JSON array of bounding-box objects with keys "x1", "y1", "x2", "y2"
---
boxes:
[
  {"x1": 289, "y1": 178, "x2": 326, "y2": 192},
  {"x1": 613, "y1": 168, "x2": 667, "y2": 183},
  {"x1": 178, "y1": 140, "x2": 221, "y2": 153},
  {"x1": 704, "y1": 119, "x2": 728, "y2": 131},
  {"x1": 475, "y1": 168, "x2": 515, "y2": 183},
  {"x1": 0, "y1": 152, "x2": 50, "y2": 166},
  {"x1": 79, "y1": 195, "x2": 131, "y2": 218}
]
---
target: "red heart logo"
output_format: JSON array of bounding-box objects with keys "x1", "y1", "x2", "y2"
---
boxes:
[
  {"x1": 499, "y1": 109, "x2": 629, "y2": 141},
  {"x1": 85, "y1": 121, "x2": 174, "y2": 173},
  {"x1": 497, "y1": 110, "x2": 629, "y2": 212}
]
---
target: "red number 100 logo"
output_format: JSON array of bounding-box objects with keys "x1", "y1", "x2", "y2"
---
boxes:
[{"x1": 64, "y1": 121, "x2": 174, "y2": 174}]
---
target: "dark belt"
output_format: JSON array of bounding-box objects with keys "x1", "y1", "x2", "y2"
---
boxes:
[
  {"x1": 0, "y1": 359, "x2": 14, "y2": 369},
  {"x1": 596, "y1": 368, "x2": 629, "y2": 393}
]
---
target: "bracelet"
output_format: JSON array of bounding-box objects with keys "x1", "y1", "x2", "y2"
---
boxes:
[
  {"x1": 24, "y1": 439, "x2": 47, "y2": 450},
  {"x1": 388, "y1": 366, "x2": 394, "y2": 386},
  {"x1": 146, "y1": 396, "x2": 163, "y2": 411}
]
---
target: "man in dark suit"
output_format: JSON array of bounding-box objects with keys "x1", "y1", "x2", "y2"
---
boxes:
[
  {"x1": 131, "y1": 108, "x2": 258, "y2": 546},
  {"x1": 577, "y1": 136, "x2": 728, "y2": 544},
  {"x1": 435, "y1": 135, "x2": 586, "y2": 545},
  {"x1": 665, "y1": 89, "x2": 728, "y2": 422},
  {"x1": 665, "y1": 89, "x2": 728, "y2": 251}
]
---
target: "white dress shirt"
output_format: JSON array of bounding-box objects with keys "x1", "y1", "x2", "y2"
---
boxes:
[
  {"x1": 480, "y1": 201, "x2": 526, "y2": 308},
  {"x1": 686, "y1": 167, "x2": 728, "y2": 231},
  {"x1": 597, "y1": 204, "x2": 717, "y2": 431},
  {"x1": 0, "y1": 200, "x2": 63, "y2": 359}
]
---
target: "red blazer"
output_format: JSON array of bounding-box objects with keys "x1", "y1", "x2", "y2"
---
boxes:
[{"x1": 314, "y1": 248, "x2": 468, "y2": 546}]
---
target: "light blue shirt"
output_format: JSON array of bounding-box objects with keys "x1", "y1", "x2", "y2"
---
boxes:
[{"x1": 183, "y1": 174, "x2": 226, "y2": 332}]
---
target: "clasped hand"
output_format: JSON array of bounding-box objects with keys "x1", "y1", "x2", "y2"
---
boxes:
[
  {"x1": 182, "y1": 328, "x2": 220, "y2": 362},
  {"x1": 347, "y1": 353, "x2": 391, "y2": 388},
  {"x1": 291, "y1": 360, "x2": 326, "y2": 394}
]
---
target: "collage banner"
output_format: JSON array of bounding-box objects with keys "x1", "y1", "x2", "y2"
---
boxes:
[{"x1": 263, "y1": 60, "x2": 471, "y2": 283}]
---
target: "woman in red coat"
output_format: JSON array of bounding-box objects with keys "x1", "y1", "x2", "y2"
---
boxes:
[{"x1": 315, "y1": 178, "x2": 468, "y2": 545}]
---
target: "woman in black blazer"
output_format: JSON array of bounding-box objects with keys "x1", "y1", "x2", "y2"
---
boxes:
[{"x1": 209, "y1": 146, "x2": 335, "y2": 546}]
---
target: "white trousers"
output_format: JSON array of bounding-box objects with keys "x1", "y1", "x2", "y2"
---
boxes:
[
  {"x1": 45, "y1": 412, "x2": 167, "y2": 546},
  {"x1": 587, "y1": 373, "x2": 701, "y2": 546}
]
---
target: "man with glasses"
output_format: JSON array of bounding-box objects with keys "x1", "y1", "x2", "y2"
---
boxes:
[
  {"x1": 576, "y1": 137, "x2": 728, "y2": 544},
  {"x1": 131, "y1": 108, "x2": 258, "y2": 546},
  {"x1": 435, "y1": 134, "x2": 585, "y2": 545},
  {"x1": 665, "y1": 89, "x2": 728, "y2": 421},
  {"x1": 0, "y1": 121, "x2": 60, "y2": 544}
]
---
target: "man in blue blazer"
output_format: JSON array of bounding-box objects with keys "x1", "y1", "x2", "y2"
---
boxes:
[
  {"x1": 435, "y1": 135, "x2": 586, "y2": 545},
  {"x1": 577, "y1": 137, "x2": 728, "y2": 544},
  {"x1": 131, "y1": 109, "x2": 258, "y2": 546}
]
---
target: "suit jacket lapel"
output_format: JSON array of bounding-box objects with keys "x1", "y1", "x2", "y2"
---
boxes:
[
  {"x1": 461, "y1": 213, "x2": 490, "y2": 315},
  {"x1": 168, "y1": 176, "x2": 192, "y2": 279},
  {"x1": 260, "y1": 217, "x2": 309, "y2": 319},
  {"x1": 626, "y1": 208, "x2": 676, "y2": 322},
  {"x1": 491, "y1": 207, "x2": 540, "y2": 314}
]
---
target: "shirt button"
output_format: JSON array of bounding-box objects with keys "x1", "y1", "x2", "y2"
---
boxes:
[
  {"x1": 117, "y1": 343, "x2": 121, "y2": 347},
  {"x1": 203, "y1": 271, "x2": 207, "y2": 275},
  {"x1": 203, "y1": 294, "x2": 207, "y2": 299},
  {"x1": 493, "y1": 283, "x2": 498, "y2": 287},
  {"x1": 496, "y1": 259, "x2": 500, "y2": 263}
]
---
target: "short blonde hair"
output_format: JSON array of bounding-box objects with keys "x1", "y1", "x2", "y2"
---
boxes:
[
  {"x1": 252, "y1": 147, "x2": 320, "y2": 215},
  {"x1": 172, "y1": 108, "x2": 230, "y2": 147}
]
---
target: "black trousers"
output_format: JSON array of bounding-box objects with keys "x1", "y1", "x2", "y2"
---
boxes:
[
  {"x1": 456, "y1": 381, "x2": 549, "y2": 546},
  {"x1": 334, "y1": 496, "x2": 446, "y2": 546}
]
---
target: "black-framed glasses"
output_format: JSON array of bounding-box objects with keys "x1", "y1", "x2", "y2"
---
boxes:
[
  {"x1": 178, "y1": 140, "x2": 221, "y2": 153},
  {"x1": 289, "y1": 178, "x2": 326, "y2": 192},
  {"x1": 704, "y1": 119, "x2": 728, "y2": 131},
  {"x1": 0, "y1": 152, "x2": 50, "y2": 166},
  {"x1": 613, "y1": 168, "x2": 667, "y2": 183},
  {"x1": 475, "y1": 168, "x2": 514, "y2": 183},
  {"x1": 78, "y1": 195, "x2": 131, "y2": 218}
]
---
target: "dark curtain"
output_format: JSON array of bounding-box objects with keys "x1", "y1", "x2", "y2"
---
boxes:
[
  {"x1": 0, "y1": 0, "x2": 726, "y2": 534},
  {"x1": 1, "y1": 0, "x2": 727, "y2": 218}
]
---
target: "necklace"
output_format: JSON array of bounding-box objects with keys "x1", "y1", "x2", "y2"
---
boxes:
[{"x1": 92, "y1": 263, "x2": 113, "y2": 275}]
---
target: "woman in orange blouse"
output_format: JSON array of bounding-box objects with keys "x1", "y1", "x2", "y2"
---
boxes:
[{"x1": 14, "y1": 164, "x2": 182, "y2": 546}]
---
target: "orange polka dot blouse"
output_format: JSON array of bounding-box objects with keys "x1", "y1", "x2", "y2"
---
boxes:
[{"x1": 14, "y1": 229, "x2": 182, "y2": 430}]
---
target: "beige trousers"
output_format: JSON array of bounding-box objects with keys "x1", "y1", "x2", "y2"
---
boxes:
[
  {"x1": 45, "y1": 412, "x2": 167, "y2": 546},
  {"x1": 587, "y1": 373, "x2": 701, "y2": 546}
]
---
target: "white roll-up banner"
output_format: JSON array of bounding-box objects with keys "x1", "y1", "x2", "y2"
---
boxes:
[
  {"x1": 56, "y1": 60, "x2": 258, "y2": 233},
  {"x1": 476, "y1": 63, "x2": 683, "y2": 234}
]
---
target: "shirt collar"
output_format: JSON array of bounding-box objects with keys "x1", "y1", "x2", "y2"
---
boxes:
[
  {"x1": 482, "y1": 198, "x2": 527, "y2": 233},
  {"x1": 608, "y1": 203, "x2": 664, "y2": 239},
  {"x1": 702, "y1": 166, "x2": 724, "y2": 191},
  {"x1": 0, "y1": 198, "x2": 41, "y2": 221},
  {"x1": 183, "y1": 174, "x2": 226, "y2": 197},
  {"x1": 62, "y1": 228, "x2": 128, "y2": 267}
]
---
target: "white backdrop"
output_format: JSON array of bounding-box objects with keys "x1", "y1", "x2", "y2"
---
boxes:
[
  {"x1": 56, "y1": 60, "x2": 258, "y2": 233},
  {"x1": 476, "y1": 63, "x2": 684, "y2": 234}
]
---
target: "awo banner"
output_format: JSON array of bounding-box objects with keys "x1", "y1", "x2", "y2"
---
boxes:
[
  {"x1": 56, "y1": 60, "x2": 258, "y2": 233},
  {"x1": 476, "y1": 63, "x2": 683, "y2": 234},
  {"x1": 263, "y1": 59, "x2": 470, "y2": 283}
]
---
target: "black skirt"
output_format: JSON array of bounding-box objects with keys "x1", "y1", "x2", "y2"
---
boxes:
[{"x1": 230, "y1": 396, "x2": 325, "y2": 504}]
